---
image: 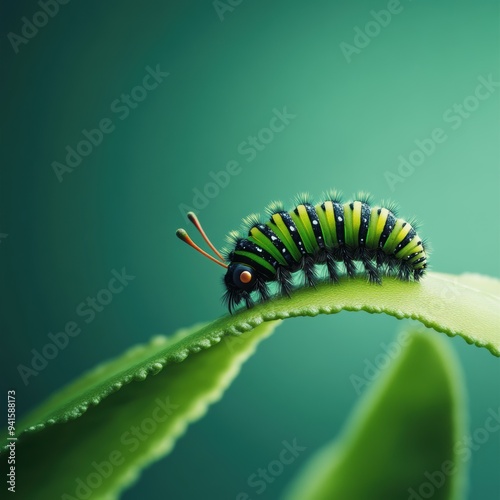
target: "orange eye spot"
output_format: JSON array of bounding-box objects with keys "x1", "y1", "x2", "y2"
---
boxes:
[{"x1": 239, "y1": 270, "x2": 252, "y2": 284}]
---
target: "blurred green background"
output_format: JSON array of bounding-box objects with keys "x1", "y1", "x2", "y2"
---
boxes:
[{"x1": 1, "y1": 0, "x2": 499, "y2": 498}]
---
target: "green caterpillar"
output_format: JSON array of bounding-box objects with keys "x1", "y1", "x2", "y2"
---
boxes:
[{"x1": 177, "y1": 192, "x2": 428, "y2": 313}]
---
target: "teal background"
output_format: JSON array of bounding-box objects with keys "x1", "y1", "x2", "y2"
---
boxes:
[{"x1": 1, "y1": 0, "x2": 499, "y2": 499}]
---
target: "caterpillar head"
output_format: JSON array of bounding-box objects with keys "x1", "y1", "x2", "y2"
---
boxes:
[{"x1": 223, "y1": 263, "x2": 258, "y2": 313}]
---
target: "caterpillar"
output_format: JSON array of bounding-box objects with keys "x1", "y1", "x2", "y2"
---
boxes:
[{"x1": 176, "y1": 192, "x2": 428, "y2": 313}]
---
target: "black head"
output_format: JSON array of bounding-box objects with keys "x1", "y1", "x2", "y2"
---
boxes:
[{"x1": 223, "y1": 263, "x2": 258, "y2": 313}]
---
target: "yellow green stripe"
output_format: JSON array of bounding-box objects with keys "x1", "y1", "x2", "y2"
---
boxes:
[
  {"x1": 290, "y1": 211, "x2": 315, "y2": 253},
  {"x1": 323, "y1": 201, "x2": 339, "y2": 246},
  {"x1": 366, "y1": 207, "x2": 381, "y2": 248},
  {"x1": 315, "y1": 204, "x2": 333, "y2": 247},
  {"x1": 351, "y1": 201, "x2": 362, "y2": 244},
  {"x1": 395, "y1": 237, "x2": 421, "y2": 259},
  {"x1": 234, "y1": 251, "x2": 276, "y2": 274},
  {"x1": 297, "y1": 205, "x2": 319, "y2": 251},
  {"x1": 407, "y1": 247, "x2": 425, "y2": 263},
  {"x1": 408, "y1": 251, "x2": 426, "y2": 268},
  {"x1": 248, "y1": 228, "x2": 287, "y2": 265},
  {"x1": 269, "y1": 215, "x2": 301, "y2": 261},
  {"x1": 376, "y1": 208, "x2": 390, "y2": 243},
  {"x1": 343, "y1": 202, "x2": 355, "y2": 247},
  {"x1": 383, "y1": 219, "x2": 406, "y2": 253}
]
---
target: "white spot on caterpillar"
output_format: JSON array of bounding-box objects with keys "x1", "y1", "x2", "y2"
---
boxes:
[
  {"x1": 257, "y1": 248, "x2": 262, "y2": 252},
  {"x1": 337, "y1": 216, "x2": 343, "y2": 222},
  {"x1": 282, "y1": 248, "x2": 286, "y2": 253},
  {"x1": 271, "y1": 236, "x2": 277, "y2": 240},
  {"x1": 290, "y1": 226, "x2": 295, "y2": 231},
  {"x1": 312, "y1": 220, "x2": 318, "y2": 225}
]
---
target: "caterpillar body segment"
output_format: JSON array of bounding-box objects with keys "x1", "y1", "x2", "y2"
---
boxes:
[{"x1": 176, "y1": 194, "x2": 428, "y2": 313}]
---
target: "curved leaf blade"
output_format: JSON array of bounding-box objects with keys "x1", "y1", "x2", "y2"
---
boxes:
[
  {"x1": 283, "y1": 328, "x2": 466, "y2": 500},
  {"x1": 254, "y1": 272, "x2": 499, "y2": 356},
  {"x1": 13, "y1": 271, "x2": 500, "y2": 439},
  {"x1": 2, "y1": 271, "x2": 496, "y2": 499},
  {"x1": 2, "y1": 321, "x2": 279, "y2": 499}
]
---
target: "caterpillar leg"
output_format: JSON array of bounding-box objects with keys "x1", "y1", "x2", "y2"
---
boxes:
[
  {"x1": 256, "y1": 279, "x2": 271, "y2": 302},
  {"x1": 359, "y1": 249, "x2": 380, "y2": 284},
  {"x1": 413, "y1": 267, "x2": 425, "y2": 281},
  {"x1": 276, "y1": 266, "x2": 293, "y2": 297},
  {"x1": 301, "y1": 254, "x2": 318, "y2": 288},
  {"x1": 397, "y1": 261, "x2": 412, "y2": 281},
  {"x1": 340, "y1": 246, "x2": 356, "y2": 278},
  {"x1": 378, "y1": 251, "x2": 396, "y2": 276},
  {"x1": 376, "y1": 249, "x2": 386, "y2": 268},
  {"x1": 325, "y1": 251, "x2": 339, "y2": 283},
  {"x1": 243, "y1": 292, "x2": 254, "y2": 310}
]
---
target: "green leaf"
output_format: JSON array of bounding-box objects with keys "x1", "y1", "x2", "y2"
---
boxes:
[
  {"x1": 2, "y1": 321, "x2": 280, "y2": 499},
  {"x1": 16, "y1": 272, "x2": 497, "y2": 437},
  {"x1": 283, "y1": 328, "x2": 466, "y2": 500},
  {"x1": 18, "y1": 271, "x2": 500, "y2": 436},
  {"x1": 2, "y1": 271, "x2": 496, "y2": 499}
]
